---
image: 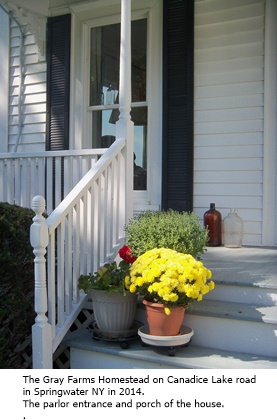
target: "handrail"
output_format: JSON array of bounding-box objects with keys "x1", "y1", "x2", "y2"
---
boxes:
[
  {"x1": 0, "y1": 149, "x2": 107, "y2": 158},
  {"x1": 30, "y1": 138, "x2": 127, "y2": 368}
]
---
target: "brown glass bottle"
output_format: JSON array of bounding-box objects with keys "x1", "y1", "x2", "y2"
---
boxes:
[{"x1": 204, "y1": 203, "x2": 222, "y2": 246}]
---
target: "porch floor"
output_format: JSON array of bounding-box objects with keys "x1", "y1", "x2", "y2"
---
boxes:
[
  {"x1": 201, "y1": 246, "x2": 277, "y2": 289},
  {"x1": 63, "y1": 246, "x2": 277, "y2": 369}
]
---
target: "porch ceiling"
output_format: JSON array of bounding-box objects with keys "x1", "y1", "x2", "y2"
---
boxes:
[{"x1": 0, "y1": 0, "x2": 121, "y2": 16}]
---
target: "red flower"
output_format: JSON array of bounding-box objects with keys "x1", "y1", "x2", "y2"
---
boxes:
[{"x1": 119, "y1": 246, "x2": 137, "y2": 264}]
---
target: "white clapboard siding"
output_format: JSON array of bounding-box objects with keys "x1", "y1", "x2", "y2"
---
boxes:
[
  {"x1": 195, "y1": 132, "x2": 263, "y2": 146},
  {"x1": 195, "y1": 94, "x2": 264, "y2": 111},
  {"x1": 9, "y1": 22, "x2": 47, "y2": 152},
  {"x1": 194, "y1": 170, "x2": 262, "y2": 184},
  {"x1": 194, "y1": 0, "x2": 265, "y2": 245}
]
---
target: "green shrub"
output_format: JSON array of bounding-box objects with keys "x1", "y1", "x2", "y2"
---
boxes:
[
  {"x1": 0, "y1": 202, "x2": 35, "y2": 368},
  {"x1": 124, "y1": 209, "x2": 208, "y2": 259}
]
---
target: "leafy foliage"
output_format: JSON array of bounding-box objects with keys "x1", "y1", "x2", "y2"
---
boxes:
[
  {"x1": 124, "y1": 210, "x2": 208, "y2": 259},
  {"x1": 0, "y1": 202, "x2": 35, "y2": 368},
  {"x1": 78, "y1": 260, "x2": 131, "y2": 295}
]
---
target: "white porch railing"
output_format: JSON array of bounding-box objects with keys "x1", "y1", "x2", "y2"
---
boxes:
[
  {"x1": 0, "y1": 149, "x2": 106, "y2": 214},
  {"x1": 30, "y1": 138, "x2": 127, "y2": 368}
]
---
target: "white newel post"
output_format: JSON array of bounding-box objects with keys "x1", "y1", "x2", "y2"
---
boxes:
[
  {"x1": 30, "y1": 195, "x2": 52, "y2": 369},
  {"x1": 116, "y1": 0, "x2": 134, "y2": 228}
]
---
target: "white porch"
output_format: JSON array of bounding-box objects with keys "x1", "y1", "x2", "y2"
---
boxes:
[
  {"x1": 63, "y1": 246, "x2": 277, "y2": 369},
  {"x1": 0, "y1": 0, "x2": 276, "y2": 370}
]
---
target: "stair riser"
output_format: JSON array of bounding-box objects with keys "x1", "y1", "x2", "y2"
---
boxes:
[
  {"x1": 136, "y1": 307, "x2": 277, "y2": 358},
  {"x1": 205, "y1": 284, "x2": 277, "y2": 305},
  {"x1": 184, "y1": 314, "x2": 277, "y2": 358},
  {"x1": 70, "y1": 347, "x2": 179, "y2": 369}
]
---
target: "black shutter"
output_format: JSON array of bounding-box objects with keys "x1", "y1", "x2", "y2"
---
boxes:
[
  {"x1": 46, "y1": 14, "x2": 71, "y2": 151},
  {"x1": 162, "y1": 0, "x2": 194, "y2": 211}
]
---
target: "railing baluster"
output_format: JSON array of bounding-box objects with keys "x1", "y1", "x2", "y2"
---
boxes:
[
  {"x1": 93, "y1": 178, "x2": 100, "y2": 269},
  {"x1": 6, "y1": 159, "x2": 13, "y2": 204},
  {"x1": 37, "y1": 157, "x2": 45, "y2": 198},
  {"x1": 63, "y1": 156, "x2": 71, "y2": 197},
  {"x1": 47, "y1": 232, "x2": 56, "y2": 336},
  {"x1": 86, "y1": 187, "x2": 93, "y2": 275},
  {"x1": 107, "y1": 162, "x2": 113, "y2": 254},
  {"x1": 57, "y1": 221, "x2": 65, "y2": 328},
  {"x1": 46, "y1": 156, "x2": 53, "y2": 213},
  {"x1": 14, "y1": 158, "x2": 21, "y2": 206},
  {"x1": 65, "y1": 211, "x2": 73, "y2": 314},
  {"x1": 80, "y1": 193, "x2": 87, "y2": 275},
  {"x1": 72, "y1": 201, "x2": 80, "y2": 303},
  {"x1": 30, "y1": 158, "x2": 37, "y2": 204},
  {"x1": 55, "y1": 157, "x2": 62, "y2": 206},
  {"x1": 25, "y1": 158, "x2": 31, "y2": 208}
]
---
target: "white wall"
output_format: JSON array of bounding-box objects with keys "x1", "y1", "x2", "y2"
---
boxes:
[
  {"x1": 9, "y1": 20, "x2": 47, "y2": 152},
  {"x1": 193, "y1": 0, "x2": 265, "y2": 245}
]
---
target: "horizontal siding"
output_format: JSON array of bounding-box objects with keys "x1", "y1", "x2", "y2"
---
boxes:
[
  {"x1": 195, "y1": 132, "x2": 263, "y2": 146},
  {"x1": 194, "y1": 170, "x2": 262, "y2": 183},
  {"x1": 9, "y1": 23, "x2": 47, "y2": 152},
  {"x1": 193, "y1": 0, "x2": 265, "y2": 246},
  {"x1": 195, "y1": 144, "x2": 263, "y2": 159},
  {"x1": 195, "y1": 94, "x2": 264, "y2": 110}
]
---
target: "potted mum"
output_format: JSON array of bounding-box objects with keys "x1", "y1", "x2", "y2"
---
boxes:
[
  {"x1": 78, "y1": 246, "x2": 137, "y2": 336},
  {"x1": 125, "y1": 248, "x2": 214, "y2": 336}
]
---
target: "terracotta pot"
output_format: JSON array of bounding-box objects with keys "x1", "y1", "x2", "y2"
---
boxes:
[{"x1": 142, "y1": 300, "x2": 185, "y2": 336}]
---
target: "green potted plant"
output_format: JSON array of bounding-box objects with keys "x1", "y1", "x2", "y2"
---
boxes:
[
  {"x1": 124, "y1": 209, "x2": 208, "y2": 259},
  {"x1": 78, "y1": 246, "x2": 137, "y2": 336},
  {"x1": 126, "y1": 247, "x2": 214, "y2": 336}
]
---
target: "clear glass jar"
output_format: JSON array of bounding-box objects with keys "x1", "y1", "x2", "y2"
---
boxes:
[{"x1": 223, "y1": 209, "x2": 244, "y2": 248}]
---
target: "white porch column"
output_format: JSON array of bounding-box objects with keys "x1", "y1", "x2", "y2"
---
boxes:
[
  {"x1": 263, "y1": 0, "x2": 277, "y2": 246},
  {"x1": 116, "y1": 0, "x2": 134, "y2": 225}
]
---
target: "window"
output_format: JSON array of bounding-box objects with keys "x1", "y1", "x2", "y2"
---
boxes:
[{"x1": 89, "y1": 18, "x2": 147, "y2": 190}]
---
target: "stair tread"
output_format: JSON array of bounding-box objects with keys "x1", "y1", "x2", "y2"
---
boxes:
[
  {"x1": 189, "y1": 299, "x2": 277, "y2": 324},
  {"x1": 63, "y1": 328, "x2": 277, "y2": 369}
]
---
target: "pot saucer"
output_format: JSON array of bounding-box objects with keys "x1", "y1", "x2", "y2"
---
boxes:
[
  {"x1": 138, "y1": 325, "x2": 194, "y2": 347},
  {"x1": 91, "y1": 320, "x2": 142, "y2": 340}
]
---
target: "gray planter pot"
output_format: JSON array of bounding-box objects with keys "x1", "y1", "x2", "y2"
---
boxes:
[{"x1": 91, "y1": 289, "x2": 137, "y2": 333}]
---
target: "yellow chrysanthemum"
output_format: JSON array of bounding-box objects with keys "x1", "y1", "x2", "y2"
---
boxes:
[
  {"x1": 128, "y1": 248, "x2": 214, "y2": 307},
  {"x1": 129, "y1": 284, "x2": 137, "y2": 293}
]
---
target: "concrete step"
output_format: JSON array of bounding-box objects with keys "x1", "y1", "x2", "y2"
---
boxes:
[
  {"x1": 204, "y1": 283, "x2": 277, "y2": 306},
  {"x1": 186, "y1": 300, "x2": 277, "y2": 357},
  {"x1": 135, "y1": 300, "x2": 277, "y2": 358},
  {"x1": 201, "y1": 247, "x2": 277, "y2": 306},
  {"x1": 63, "y1": 328, "x2": 277, "y2": 369}
]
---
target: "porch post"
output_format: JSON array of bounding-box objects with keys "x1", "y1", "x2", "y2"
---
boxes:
[
  {"x1": 116, "y1": 0, "x2": 134, "y2": 227},
  {"x1": 30, "y1": 195, "x2": 52, "y2": 369}
]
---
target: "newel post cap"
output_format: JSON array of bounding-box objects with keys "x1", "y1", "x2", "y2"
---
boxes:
[{"x1": 31, "y1": 195, "x2": 46, "y2": 214}]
